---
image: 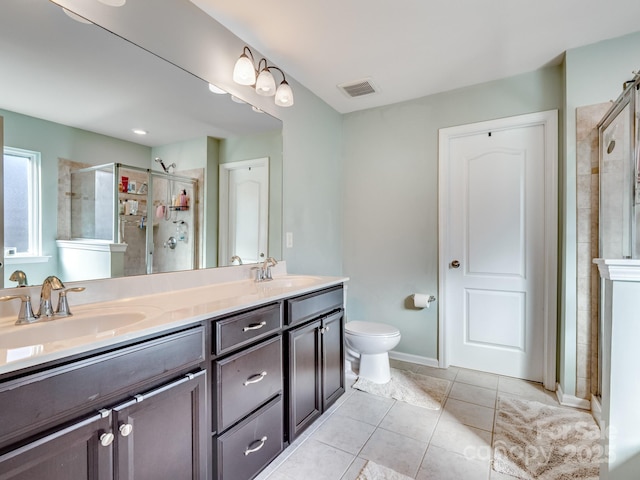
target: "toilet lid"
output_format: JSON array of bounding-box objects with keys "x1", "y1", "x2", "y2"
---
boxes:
[{"x1": 345, "y1": 321, "x2": 400, "y2": 337}]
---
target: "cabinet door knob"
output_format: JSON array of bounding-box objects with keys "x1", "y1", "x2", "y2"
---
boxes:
[
  {"x1": 100, "y1": 432, "x2": 115, "y2": 447},
  {"x1": 243, "y1": 371, "x2": 267, "y2": 386},
  {"x1": 450, "y1": 260, "x2": 461, "y2": 268},
  {"x1": 243, "y1": 321, "x2": 267, "y2": 332},
  {"x1": 244, "y1": 436, "x2": 268, "y2": 456},
  {"x1": 119, "y1": 423, "x2": 133, "y2": 437}
]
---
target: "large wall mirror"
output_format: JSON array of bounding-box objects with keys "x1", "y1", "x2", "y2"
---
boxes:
[{"x1": 0, "y1": 0, "x2": 283, "y2": 288}]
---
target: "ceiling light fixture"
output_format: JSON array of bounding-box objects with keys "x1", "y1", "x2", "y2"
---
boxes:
[
  {"x1": 208, "y1": 83, "x2": 227, "y2": 94},
  {"x1": 62, "y1": 8, "x2": 93, "y2": 23},
  {"x1": 97, "y1": 0, "x2": 127, "y2": 6},
  {"x1": 132, "y1": 129, "x2": 147, "y2": 135},
  {"x1": 232, "y1": 46, "x2": 294, "y2": 107}
]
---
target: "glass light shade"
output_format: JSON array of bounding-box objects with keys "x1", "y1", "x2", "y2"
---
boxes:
[
  {"x1": 275, "y1": 80, "x2": 294, "y2": 107},
  {"x1": 98, "y1": 0, "x2": 126, "y2": 6},
  {"x1": 233, "y1": 54, "x2": 256, "y2": 86},
  {"x1": 62, "y1": 8, "x2": 92, "y2": 23},
  {"x1": 255, "y1": 69, "x2": 276, "y2": 96},
  {"x1": 208, "y1": 83, "x2": 227, "y2": 94}
]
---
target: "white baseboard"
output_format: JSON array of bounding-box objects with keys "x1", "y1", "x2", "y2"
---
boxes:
[
  {"x1": 555, "y1": 383, "x2": 591, "y2": 410},
  {"x1": 389, "y1": 351, "x2": 439, "y2": 368}
]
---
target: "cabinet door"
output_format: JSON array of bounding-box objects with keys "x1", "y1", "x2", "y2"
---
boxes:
[
  {"x1": 287, "y1": 320, "x2": 321, "y2": 442},
  {"x1": 321, "y1": 310, "x2": 345, "y2": 410},
  {"x1": 0, "y1": 412, "x2": 112, "y2": 480},
  {"x1": 113, "y1": 371, "x2": 207, "y2": 480}
]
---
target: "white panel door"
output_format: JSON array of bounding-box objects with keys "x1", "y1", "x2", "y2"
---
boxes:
[
  {"x1": 219, "y1": 158, "x2": 269, "y2": 266},
  {"x1": 445, "y1": 122, "x2": 546, "y2": 381}
]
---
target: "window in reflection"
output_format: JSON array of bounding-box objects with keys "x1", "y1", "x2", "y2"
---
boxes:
[{"x1": 3, "y1": 147, "x2": 41, "y2": 257}]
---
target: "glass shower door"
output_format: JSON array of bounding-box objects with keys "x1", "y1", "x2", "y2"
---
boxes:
[{"x1": 148, "y1": 173, "x2": 197, "y2": 274}]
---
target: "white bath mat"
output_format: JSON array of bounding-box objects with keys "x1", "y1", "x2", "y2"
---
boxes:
[
  {"x1": 357, "y1": 460, "x2": 413, "y2": 480},
  {"x1": 352, "y1": 368, "x2": 449, "y2": 410},
  {"x1": 492, "y1": 396, "x2": 601, "y2": 479}
]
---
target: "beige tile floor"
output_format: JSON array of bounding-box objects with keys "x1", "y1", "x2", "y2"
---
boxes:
[{"x1": 255, "y1": 359, "x2": 561, "y2": 480}]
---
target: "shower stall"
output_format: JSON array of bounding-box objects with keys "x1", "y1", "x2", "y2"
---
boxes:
[
  {"x1": 59, "y1": 162, "x2": 198, "y2": 280},
  {"x1": 597, "y1": 73, "x2": 640, "y2": 398}
]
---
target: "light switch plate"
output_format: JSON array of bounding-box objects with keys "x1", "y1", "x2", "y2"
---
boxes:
[{"x1": 286, "y1": 232, "x2": 293, "y2": 248}]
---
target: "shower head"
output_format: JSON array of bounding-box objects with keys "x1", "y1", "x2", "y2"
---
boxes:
[{"x1": 154, "y1": 157, "x2": 176, "y2": 173}]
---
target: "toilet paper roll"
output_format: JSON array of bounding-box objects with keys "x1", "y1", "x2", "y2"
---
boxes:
[{"x1": 412, "y1": 293, "x2": 434, "y2": 309}]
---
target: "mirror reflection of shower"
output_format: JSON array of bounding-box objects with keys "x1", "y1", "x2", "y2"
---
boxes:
[
  {"x1": 155, "y1": 157, "x2": 177, "y2": 222},
  {"x1": 155, "y1": 157, "x2": 176, "y2": 174}
]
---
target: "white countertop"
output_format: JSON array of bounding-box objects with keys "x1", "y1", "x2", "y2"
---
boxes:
[{"x1": 0, "y1": 273, "x2": 347, "y2": 375}]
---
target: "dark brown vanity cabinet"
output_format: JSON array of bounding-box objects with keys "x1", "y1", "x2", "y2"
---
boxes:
[
  {"x1": 286, "y1": 286, "x2": 345, "y2": 443},
  {"x1": 212, "y1": 303, "x2": 284, "y2": 480},
  {"x1": 0, "y1": 412, "x2": 113, "y2": 480},
  {"x1": 0, "y1": 326, "x2": 207, "y2": 480},
  {"x1": 112, "y1": 371, "x2": 207, "y2": 480}
]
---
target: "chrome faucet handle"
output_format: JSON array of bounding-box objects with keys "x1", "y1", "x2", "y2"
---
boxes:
[
  {"x1": 55, "y1": 287, "x2": 86, "y2": 317},
  {"x1": 251, "y1": 266, "x2": 265, "y2": 282},
  {"x1": 0, "y1": 294, "x2": 38, "y2": 325}
]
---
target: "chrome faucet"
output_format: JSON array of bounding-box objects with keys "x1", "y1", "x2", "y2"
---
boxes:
[
  {"x1": 251, "y1": 257, "x2": 277, "y2": 282},
  {"x1": 9, "y1": 270, "x2": 28, "y2": 287},
  {"x1": 230, "y1": 255, "x2": 243, "y2": 265},
  {"x1": 38, "y1": 276, "x2": 65, "y2": 317},
  {"x1": 0, "y1": 276, "x2": 85, "y2": 325},
  {"x1": 261, "y1": 257, "x2": 277, "y2": 281}
]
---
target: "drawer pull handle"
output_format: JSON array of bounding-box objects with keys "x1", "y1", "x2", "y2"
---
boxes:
[
  {"x1": 100, "y1": 432, "x2": 115, "y2": 447},
  {"x1": 243, "y1": 371, "x2": 267, "y2": 386},
  {"x1": 244, "y1": 436, "x2": 268, "y2": 456},
  {"x1": 243, "y1": 321, "x2": 267, "y2": 332},
  {"x1": 119, "y1": 423, "x2": 133, "y2": 437}
]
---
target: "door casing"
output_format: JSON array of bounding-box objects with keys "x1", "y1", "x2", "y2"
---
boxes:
[{"x1": 438, "y1": 110, "x2": 558, "y2": 390}]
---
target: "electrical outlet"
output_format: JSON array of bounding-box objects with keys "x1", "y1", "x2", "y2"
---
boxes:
[{"x1": 286, "y1": 232, "x2": 293, "y2": 248}]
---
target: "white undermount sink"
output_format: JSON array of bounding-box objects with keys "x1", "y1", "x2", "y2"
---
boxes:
[{"x1": 0, "y1": 306, "x2": 160, "y2": 350}]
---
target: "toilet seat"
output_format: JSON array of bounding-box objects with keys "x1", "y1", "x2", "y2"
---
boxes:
[{"x1": 345, "y1": 321, "x2": 400, "y2": 337}]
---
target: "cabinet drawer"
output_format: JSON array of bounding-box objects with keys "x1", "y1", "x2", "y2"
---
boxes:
[
  {"x1": 216, "y1": 395, "x2": 283, "y2": 480},
  {"x1": 214, "y1": 335, "x2": 282, "y2": 432},
  {"x1": 214, "y1": 303, "x2": 282, "y2": 355},
  {"x1": 286, "y1": 285, "x2": 343, "y2": 326},
  {"x1": 0, "y1": 327, "x2": 205, "y2": 450}
]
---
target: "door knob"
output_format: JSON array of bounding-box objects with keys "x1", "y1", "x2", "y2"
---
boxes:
[{"x1": 450, "y1": 260, "x2": 460, "y2": 269}]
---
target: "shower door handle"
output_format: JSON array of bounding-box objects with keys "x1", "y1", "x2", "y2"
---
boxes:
[{"x1": 450, "y1": 260, "x2": 460, "y2": 269}]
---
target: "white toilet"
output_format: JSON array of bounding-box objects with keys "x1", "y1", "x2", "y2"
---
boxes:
[{"x1": 344, "y1": 321, "x2": 401, "y2": 384}]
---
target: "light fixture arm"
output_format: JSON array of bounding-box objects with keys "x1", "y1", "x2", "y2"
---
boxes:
[
  {"x1": 242, "y1": 46, "x2": 255, "y2": 63},
  {"x1": 265, "y1": 65, "x2": 286, "y2": 83}
]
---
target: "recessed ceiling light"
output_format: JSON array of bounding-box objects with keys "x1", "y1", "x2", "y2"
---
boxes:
[
  {"x1": 97, "y1": 0, "x2": 127, "y2": 6},
  {"x1": 132, "y1": 129, "x2": 147, "y2": 135},
  {"x1": 62, "y1": 8, "x2": 92, "y2": 23},
  {"x1": 208, "y1": 83, "x2": 227, "y2": 94}
]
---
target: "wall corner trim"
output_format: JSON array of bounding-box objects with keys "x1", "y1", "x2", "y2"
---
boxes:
[{"x1": 556, "y1": 382, "x2": 591, "y2": 410}]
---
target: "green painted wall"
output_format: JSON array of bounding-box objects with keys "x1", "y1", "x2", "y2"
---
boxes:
[
  {"x1": 342, "y1": 66, "x2": 563, "y2": 360},
  {"x1": 1, "y1": 108, "x2": 150, "y2": 285}
]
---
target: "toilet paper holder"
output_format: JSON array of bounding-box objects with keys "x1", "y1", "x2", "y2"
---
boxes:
[{"x1": 411, "y1": 294, "x2": 436, "y2": 309}]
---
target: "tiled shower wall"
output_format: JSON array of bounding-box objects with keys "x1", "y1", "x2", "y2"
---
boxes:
[{"x1": 575, "y1": 102, "x2": 611, "y2": 399}]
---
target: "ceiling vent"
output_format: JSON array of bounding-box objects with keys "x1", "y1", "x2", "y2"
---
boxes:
[{"x1": 337, "y1": 78, "x2": 378, "y2": 98}]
